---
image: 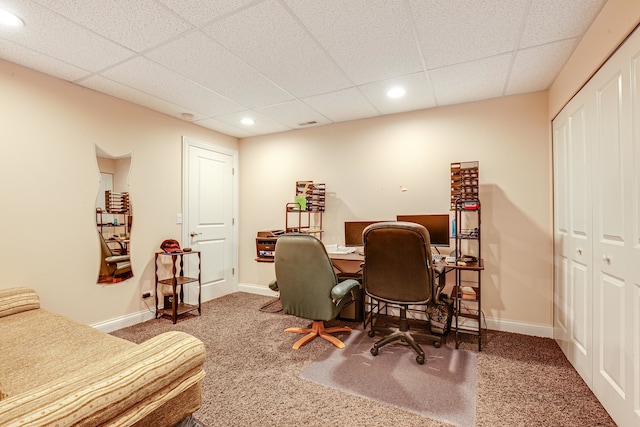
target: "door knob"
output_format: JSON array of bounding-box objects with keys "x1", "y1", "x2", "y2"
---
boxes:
[
  {"x1": 602, "y1": 254, "x2": 611, "y2": 264},
  {"x1": 190, "y1": 232, "x2": 202, "y2": 237},
  {"x1": 576, "y1": 248, "x2": 582, "y2": 255}
]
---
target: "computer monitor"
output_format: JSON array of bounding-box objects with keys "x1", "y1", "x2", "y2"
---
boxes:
[
  {"x1": 396, "y1": 214, "x2": 451, "y2": 247},
  {"x1": 344, "y1": 221, "x2": 387, "y2": 246}
]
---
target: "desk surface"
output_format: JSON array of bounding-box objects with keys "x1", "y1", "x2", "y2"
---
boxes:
[{"x1": 329, "y1": 250, "x2": 483, "y2": 270}]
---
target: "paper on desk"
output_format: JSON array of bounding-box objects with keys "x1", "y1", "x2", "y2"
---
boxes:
[{"x1": 324, "y1": 244, "x2": 356, "y2": 255}]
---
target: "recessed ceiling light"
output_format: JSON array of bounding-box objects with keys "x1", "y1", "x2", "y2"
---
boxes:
[
  {"x1": 240, "y1": 118, "x2": 255, "y2": 125},
  {"x1": 387, "y1": 87, "x2": 406, "y2": 98},
  {"x1": 0, "y1": 9, "x2": 24, "y2": 27},
  {"x1": 180, "y1": 112, "x2": 194, "y2": 121}
]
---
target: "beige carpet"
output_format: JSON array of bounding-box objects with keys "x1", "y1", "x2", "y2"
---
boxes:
[
  {"x1": 300, "y1": 330, "x2": 477, "y2": 426},
  {"x1": 110, "y1": 292, "x2": 616, "y2": 427}
]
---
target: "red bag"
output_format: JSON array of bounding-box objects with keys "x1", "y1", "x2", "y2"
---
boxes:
[{"x1": 160, "y1": 239, "x2": 182, "y2": 253}]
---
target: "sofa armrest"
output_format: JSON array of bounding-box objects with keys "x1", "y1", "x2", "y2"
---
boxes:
[
  {"x1": 0, "y1": 287, "x2": 39, "y2": 319},
  {"x1": 0, "y1": 331, "x2": 206, "y2": 427}
]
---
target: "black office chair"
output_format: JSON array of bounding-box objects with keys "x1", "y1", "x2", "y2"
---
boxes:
[
  {"x1": 269, "y1": 234, "x2": 360, "y2": 349},
  {"x1": 362, "y1": 221, "x2": 444, "y2": 364}
]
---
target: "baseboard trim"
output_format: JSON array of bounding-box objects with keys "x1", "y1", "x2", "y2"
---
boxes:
[
  {"x1": 238, "y1": 282, "x2": 279, "y2": 297},
  {"x1": 93, "y1": 283, "x2": 553, "y2": 339},
  {"x1": 92, "y1": 308, "x2": 156, "y2": 333},
  {"x1": 238, "y1": 283, "x2": 554, "y2": 338},
  {"x1": 484, "y1": 316, "x2": 553, "y2": 338}
]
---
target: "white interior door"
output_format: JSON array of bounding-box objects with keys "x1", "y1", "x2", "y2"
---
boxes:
[
  {"x1": 591, "y1": 49, "x2": 634, "y2": 425},
  {"x1": 567, "y1": 100, "x2": 593, "y2": 384},
  {"x1": 553, "y1": 26, "x2": 640, "y2": 427},
  {"x1": 553, "y1": 113, "x2": 570, "y2": 353},
  {"x1": 553, "y1": 95, "x2": 594, "y2": 385},
  {"x1": 183, "y1": 137, "x2": 237, "y2": 302}
]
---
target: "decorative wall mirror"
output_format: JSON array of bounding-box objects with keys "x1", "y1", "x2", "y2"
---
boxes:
[{"x1": 96, "y1": 147, "x2": 133, "y2": 284}]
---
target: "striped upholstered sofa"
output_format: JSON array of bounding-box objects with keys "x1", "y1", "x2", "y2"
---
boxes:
[{"x1": 0, "y1": 287, "x2": 206, "y2": 426}]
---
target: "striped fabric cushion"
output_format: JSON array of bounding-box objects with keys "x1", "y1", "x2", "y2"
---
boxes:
[
  {"x1": 0, "y1": 288, "x2": 39, "y2": 318},
  {"x1": 0, "y1": 331, "x2": 205, "y2": 426}
]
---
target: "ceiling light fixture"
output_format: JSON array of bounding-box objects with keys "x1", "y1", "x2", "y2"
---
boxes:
[
  {"x1": 387, "y1": 87, "x2": 406, "y2": 98},
  {"x1": 180, "y1": 112, "x2": 194, "y2": 121},
  {"x1": 0, "y1": 9, "x2": 24, "y2": 27},
  {"x1": 240, "y1": 118, "x2": 255, "y2": 125}
]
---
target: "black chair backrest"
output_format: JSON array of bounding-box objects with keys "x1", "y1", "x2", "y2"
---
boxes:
[{"x1": 362, "y1": 221, "x2": 434, "y2": 304}]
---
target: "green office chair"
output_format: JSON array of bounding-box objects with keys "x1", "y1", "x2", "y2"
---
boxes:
[
  {"x1": 98, "y1": 232, "x2": 132, "y2": 282},
  {"x1": 363, "y1": 221, "x2": 444, "y2": 364},
  {"x1": 269, "y1": 234, "x2": 360, "y2": 349}
]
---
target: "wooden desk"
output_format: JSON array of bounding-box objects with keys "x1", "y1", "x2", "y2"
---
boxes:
[{"x1": 328, "y1": 250, "x2": 364, "y2": 276}]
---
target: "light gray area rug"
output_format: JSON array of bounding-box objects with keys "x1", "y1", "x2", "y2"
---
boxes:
[{"x1": 300, "y1": 330, "x2": 477, "y2": 427}]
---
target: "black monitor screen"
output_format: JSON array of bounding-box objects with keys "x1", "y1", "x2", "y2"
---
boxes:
[
  {"x1": 396, "y1": 214, "x2": 450, "y2": 247},
  {"x1": 344, "y1": 221, "x2": 387, "y2": 246}
]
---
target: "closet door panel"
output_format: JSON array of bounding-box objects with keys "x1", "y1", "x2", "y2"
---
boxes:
[
  {"x1": 553, "y1": 116, "x2": 570, "y2": 351},
  {"x1": 598, "y1": 272, "x2": 626, "y2": 394},
  {"x1": 592, "y1": 56, "x2": 633, "y2": 424},
  {"x1": 630, "y1": 52, "x2": 640, "y2": 425},
  {"x1": 570, "y1": 263, "x2": 589, "y2": 355},
  {"x1": 568, "y1": 103, "x2": 593, "y2": 380}
]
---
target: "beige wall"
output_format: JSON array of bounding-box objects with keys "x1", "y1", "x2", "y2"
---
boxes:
[
  {"x1": 2, "y1": 0, "x2": 638, "y2": 333},
  {"x1": 239, "y1": 92, "x2": 554, "y2": 331},
  {"x1": 0, "y1": 59, "x2": 237, "y2": 326}
]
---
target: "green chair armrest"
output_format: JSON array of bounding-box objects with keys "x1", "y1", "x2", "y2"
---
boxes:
[
  {"x1": 105, "y1": 255, "x2": 130, "y2": 264},
  {"x1": 331, "y1": 279, "x2": 360, "y2": 301},
  {"x1": 268, "y1": 279, "x2": 278, "y2": 292}
]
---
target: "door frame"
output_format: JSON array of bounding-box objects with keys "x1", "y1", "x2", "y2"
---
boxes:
[{"x1": 182, "y1": 136, "x2": 239, "y2": 301}]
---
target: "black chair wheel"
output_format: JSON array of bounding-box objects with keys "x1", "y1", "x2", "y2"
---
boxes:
[
  {"x1": 416, "y1": 354, "x2": 425, "y2": 364},
  {"x1": 433, "y1": 340, "x2": 441, "y2": 348},
  {"x1": 368, "y1": 329, "x2": 375, "y2": 337},
  {"x1": 370, "y1": 346, "x2": 378, "y2": 356}
]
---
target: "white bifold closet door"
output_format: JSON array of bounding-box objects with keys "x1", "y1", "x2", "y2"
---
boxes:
[{"x1": 552, "y1": 26, "x2": 640, "y2": 427}]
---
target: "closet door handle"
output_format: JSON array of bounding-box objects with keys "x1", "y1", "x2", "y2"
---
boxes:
[
  {"x1": 576, "y1": 248, "x2": 582, "y2": 255},
  {"x1": 602, "y1": 255, "x2": 611, "y2": 264}
]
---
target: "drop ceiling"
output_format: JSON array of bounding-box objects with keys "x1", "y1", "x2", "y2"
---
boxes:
[{"x1": 0, "y1": 0, "x2": 606, "y2": 138}]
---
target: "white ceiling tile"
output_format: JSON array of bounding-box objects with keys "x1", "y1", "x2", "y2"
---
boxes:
[
  {"x1": 146, "y1": 31, "x2": 293, "y2": 108},
  {"x1": 202, "y1": 0, "x2": 352, "y2": 98},
  {"x1": 213, "y1": 110, "x2": 292, "y2": 136},
  {"x1": 429, "y1": 54, "x2": 512, "y2": 106},
  {"x1": 410, "y1": 0, "x2": 528, "y2": 69},
  {"x1": 195, "y1": 117, "x2": 257, "y2": 138},
  {"x1": 284, "y1": 0, "x2": 423, "y2": 85},
  {"x1": 519, "y1": 0, "x2": 605, "y2": 49},
  {"x1": 255, "y1": 100, "x2": 331, "y2": 129},
  {"x1": 80, "y1": 74, "x2": 205, "y2": 120},
  {"x1": 158, "y1": 0, "x2": 259, "y2": 27},
  {"x1": 302, "y1": 88, "x2": 379, "y2": 123},
  {"x1": 100, "y1": 56, "x2": 244, "y2": 116},
  {"x1": 31, "y1": 0, "x2": 192, "y2": 52},
  {"x1": 0, "y1": 0, "x2": 134, "y2": 72},
  {"x1": 0, "y1": 40, "x2": 89, "y2": 82},
  {"x1": 507, "y1": 39, "x2": 577, "y2": 95},
  {"x1": 0, "y1": 0, "x2": 606, "y2": 138},
  {"x1": 359, "y1": 72, "x2": 437, "y2": 115}
]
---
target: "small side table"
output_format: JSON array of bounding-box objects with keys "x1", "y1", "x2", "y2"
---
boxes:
[{"x1": 155, "y1": 251, "x2": 201, "y2": 324}]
